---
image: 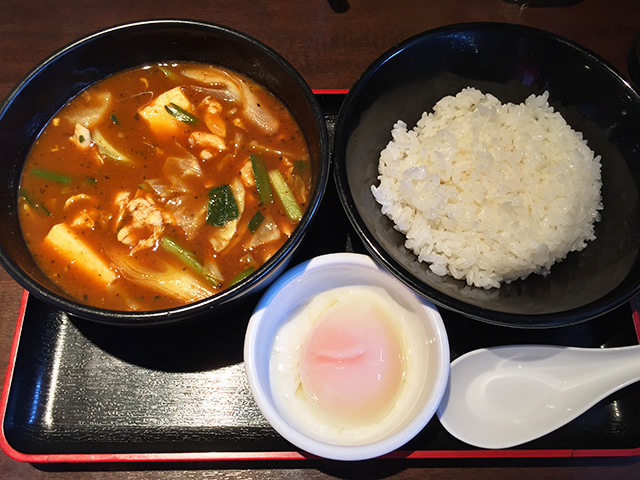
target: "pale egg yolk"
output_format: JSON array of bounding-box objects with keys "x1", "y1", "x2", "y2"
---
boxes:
[{"x1": 299, "y1": 302, "x2": 404, "y2": 426}]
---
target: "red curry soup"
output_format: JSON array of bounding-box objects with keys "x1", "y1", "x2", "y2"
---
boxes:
[{"x1": 18, "y1": 62, "x2": 312, "y2": 311}]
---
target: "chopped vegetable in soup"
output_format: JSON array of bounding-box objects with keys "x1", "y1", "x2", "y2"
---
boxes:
[{"x1": 18, "y1": 62, "x2": 312, "y2": 310}]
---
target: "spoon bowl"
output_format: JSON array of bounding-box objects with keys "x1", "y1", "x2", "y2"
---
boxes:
[{"x1": 436, "y1": 344, "x2": 640, "y2": 449}]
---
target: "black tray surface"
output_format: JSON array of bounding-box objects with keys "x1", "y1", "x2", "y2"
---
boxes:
[{"x1": 3, "y1": 94, "x2": 640, "y2": 458}]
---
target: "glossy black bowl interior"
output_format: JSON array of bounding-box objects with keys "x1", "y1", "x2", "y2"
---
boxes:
[
  {"x1": 333, "y1": 22, "x2": 640, "y2": 328},
  {"x1": 0, "y1": 19, "x2": 329, "y2": 326}
]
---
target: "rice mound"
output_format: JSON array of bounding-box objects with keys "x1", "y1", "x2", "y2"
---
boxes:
[{"x1": 371, "y1": 87, "x2": 603, "y2": 289}]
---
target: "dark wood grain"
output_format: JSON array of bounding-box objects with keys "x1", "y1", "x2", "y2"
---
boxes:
[{"x1": 1, "y1": 0, "x2": 640, "y2": 478}]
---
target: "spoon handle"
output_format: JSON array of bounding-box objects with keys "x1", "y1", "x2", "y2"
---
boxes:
[
  {"x1": 566, "y1": 345, "x2": 640, "y2": 389},
  {"x1": 500, "y1": 344, "x2": 640, "y2": 409}
]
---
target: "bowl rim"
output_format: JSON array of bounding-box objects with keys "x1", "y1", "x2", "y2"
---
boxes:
[
  {"x1": 243, "y1": 252, "x2": 450, "y2": 461},
  {"x1": 332, "y1": 21, "x2": 640, "y2": 328},
  {"x1": 0, "y1": 18, "x2": 330, "y2": 326}
]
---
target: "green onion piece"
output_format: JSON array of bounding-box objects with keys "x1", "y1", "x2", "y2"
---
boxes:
[
  {"x1": 164, "y1": 103, "x2": 199, "y2": 125},
  {"x1": 293, "y1": 159, "x2": 309, "y2": 176},
  {"x1": 92, "y1": 130, "x2": 131, "y2": 163},
  {"x1": 110, "y1": 114, "x2": 120, "y2": 125},
  {"x1": 160, "y1": 236, "x2": 219, "y2": 286},
  {"x1": 158, "y1": 65, "x2": 178, "y2": 80},
  {"x1": 230, "y1": 266, "x2": 255, "y2": 286},
  {"x1": 251, "y1": 154, "x2": 272, "y2": 205},
  {"x1": 268, "y1": 170, "x2": 303, "y2": 222},
  {"x1": 207, "y1": 185, "x2": 239, "y2": 227},
  {"x1": 20, "y1": 189, "x2": 51, "y2": 215},
  {"x1": 248, "y1": 210, "x2": 265, "y2": 234},
  {"x1": 30, "y1": 167, "x2": 71, "y2": 185},
  {"x1": 160, "y1": 236, "x2": 204, "y2": 275}
]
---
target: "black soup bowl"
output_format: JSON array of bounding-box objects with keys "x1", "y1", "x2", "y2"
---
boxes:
[
  {"x1": 333, "y1": 22, "x2": 640, "y2": 328},
  {"x1": 0, "y1": 19, "x2": 330, "y2": 326}
]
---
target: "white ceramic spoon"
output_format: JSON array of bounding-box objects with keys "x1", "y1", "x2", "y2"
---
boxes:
[{"x1": 436, "y1": 344, "x2": 640, "y2": 449}]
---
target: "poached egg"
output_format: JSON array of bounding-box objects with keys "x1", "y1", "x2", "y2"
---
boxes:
[{"x1": 270, "y1": 285, "x2": 430, "y2": 446}]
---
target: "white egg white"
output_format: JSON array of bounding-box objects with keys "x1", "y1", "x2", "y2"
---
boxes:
[{"x1": 269, "y1": 285, "x2": 430, "y2": 446}]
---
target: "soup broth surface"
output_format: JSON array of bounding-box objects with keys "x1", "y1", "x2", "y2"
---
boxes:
[{"x1": 19, "y1": 62, "x2": 311, "y2": 310}]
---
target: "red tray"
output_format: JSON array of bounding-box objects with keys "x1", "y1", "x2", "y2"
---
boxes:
[{"x1": 2, "y1": 92, "x2": 640, "y2": 463}]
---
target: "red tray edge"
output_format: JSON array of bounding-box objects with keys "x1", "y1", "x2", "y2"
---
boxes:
[{"x1": 312, "y1": 88, "x2": 350, "y2": 95}]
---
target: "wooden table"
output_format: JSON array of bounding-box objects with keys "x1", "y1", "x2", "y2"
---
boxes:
[{"x1": 1, "y1": 0, "x2": 639, "y2": 478}]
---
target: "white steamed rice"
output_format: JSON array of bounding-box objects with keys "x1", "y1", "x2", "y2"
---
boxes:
[{"x1": 371, "y1": 87, "x2": 603, "y2": 289}]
